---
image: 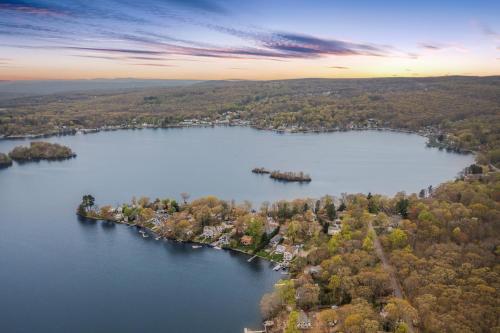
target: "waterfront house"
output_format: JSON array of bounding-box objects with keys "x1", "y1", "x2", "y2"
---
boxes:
[
  {"x1": 241, "y1": 235, "x2": 253, "y2": 246},
  {"x1": 297, "y1": 311, "x2": 312, "y2": 330},
  {"x1": 283, "y1": 251, "x2": 293, "y2": 261},
  {"x1": 275, "y1": 244, "x2": 286, "y2": 254},
  {"x1": 218, "y1": 234, "x2": 231, "y2": 246},
  {"x1": 202, "y1": 226, "x2": 217, "y2": 239}
]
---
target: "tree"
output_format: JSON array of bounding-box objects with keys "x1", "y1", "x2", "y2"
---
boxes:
[
  {"x1": 395, "y1": 322, "x2": 409, "y2": 333},
  {"x1": 99, "y1": 205, "x2": 114, "y2": 220},
  {"x1": 383, "y1": 298, "x2": 418, "y2": 331},
  {"x1": 388, "y1": 229, "x2": 408, "y2": 249},
  {"x1": 247, "y1": 216, "x2": 264, "y2": 240},
  {"x1": 139, "y1": 207, "x2": 155, "y2": 223},
  {"x1": 276, "y1": 279, "x2": 296, "y2": 306},
  {"x1": 318, "y1": 309, "x2": 338, "y2": 329},
  {"x1": 325, "y1": 196, "x2": 337, "y2": 220},
  {"x1": 285, "y1": 310, "x2": 300, "y2": 333},
  {"x1": 296, "y1": 283, "x2": 320, "y2": 309},
  {"x1": 80, "y1": 194, "x2": 95, "y2": 214},
  {"x1": 396, "y1": 198, "x2": 409, "y2": 218},
  {"x1": 418, "y1": 189, "x2": 426, "y2": 198},
  {"x1": 260, "y1": 292, "x2": 282, "y2": 319},
  {"x1": 362, "y1": 234, "x2": 374, "y2": 251}
]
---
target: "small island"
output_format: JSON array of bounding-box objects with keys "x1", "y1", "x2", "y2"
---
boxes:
[
  {"x1": 270, "y1": 170, "x2": 311, "y2": 182},
  {"x1": 8, "y1": 141, "x2": 76, "y2": 162},
  {"x1": 0, "y1": 153, "x2": 13, "y2": 168},
  {"x1": 252, "y1": 167, "x2": 271, "y2": 174},
  {"x1": 253, "y1": 167, "x2": 312, "y2": 182}
]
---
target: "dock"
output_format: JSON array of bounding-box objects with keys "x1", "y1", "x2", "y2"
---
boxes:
[
  {"x1": 247, "y1": 255, "x2": 258, "y2": 262},
  {"x1": 244, "y1": 328, "x2": 265, "y2": 333}
]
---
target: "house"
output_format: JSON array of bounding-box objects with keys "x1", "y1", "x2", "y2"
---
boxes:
[
  {"x1": 305, "y1": 265, "x2": 323, "y2": 275},
  {"x1": 202, "y1": 226, "x2": 216, "y2": 238},
  {"x1": 328, "y1": 225, "x2": 341, "y2": 236},
  {"x1": 218, "y1": 234, "x2": 231, "y2": 246},
  {"x1": 215, "y1": 225, "x2": 225, "y2": 234},
  {"x1": 241, "y1": 235, "x2": 253, "y2": 246},
  {"x1": 275, "y1": 244, "x2": 286, "y2": 254},
  {"x1": 283, "y1": 251, "x2": 293, "y2": 261},
  {"x1": 296, "y1": 311, "x2": 312, "y2": 329},
  {"x1": 265, "y1": 217, "x2": 279, "y2": 235},
  {"x1": 269, "y1": 234, "x2": 283, "y2": 246}
]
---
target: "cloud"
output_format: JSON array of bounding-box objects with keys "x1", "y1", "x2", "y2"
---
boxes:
[
  {"x1": 65, "y1": 46, "x2": 166, "y2": 55},
  {"x1": 0, "y1": 0, "x2": 68, "y2": 16},
  {"x1": 73, "y1": 54, "x2": 120, "y2": 61},
  {"x1": 166, "y1": 0, "x2": 226, "y2": 14},
  {"x1": 100, "y1": 27, "x2": 396, "y2": 60},
  {"x1": 328, "y1": 66, "x2": 349, "y2": 69},
  {"x1": 418, "y1": 42, "x2": 466, "y2": 52},
  {"x1": 265, "y1": 32, "x2": 386, "y2": 56},
  {"x1": 205, "y1": 24, "x2": 393, "y2": 58},
  {"x1": 479, "y1": 23, "x2": 500, "y2": 39},
  {"x1": 132, "y1": 63, "x2": 174, "y2": 67},
  {"x1": 419, "y1": 43, "x2": 442, "y2": 50},
  {"x1": 473, "y1": 21, "x2": 500, "y2": 43}
]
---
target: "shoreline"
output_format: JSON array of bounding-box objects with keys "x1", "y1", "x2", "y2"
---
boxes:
[
  {"x1": 0, "y1": 123, "x2": 475, "y2": 158},
  {"x1": 76, "y1": 212, "x2": 282, "y2": 265}
]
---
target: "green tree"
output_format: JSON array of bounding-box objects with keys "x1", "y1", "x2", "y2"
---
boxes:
[
  {"x1": 80, "y1": 194, "x2": 95, "y2": 214},
  {"x1": 396, "y1": 198, "x2": 409, "y2": 218}
]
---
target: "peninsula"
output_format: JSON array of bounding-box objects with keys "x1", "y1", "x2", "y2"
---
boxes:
[{"x1": 76, "y1": 164, "x2": 499, "y2": 333}]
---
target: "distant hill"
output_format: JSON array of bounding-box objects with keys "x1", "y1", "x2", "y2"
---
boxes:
[{"x1": 0, "y1": 79, "x2": 201, "y2": 98}]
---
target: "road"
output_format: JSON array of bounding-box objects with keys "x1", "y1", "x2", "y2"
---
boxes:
[{"x1": 368, "y1": 220, "x2": 415, "y2": 332}]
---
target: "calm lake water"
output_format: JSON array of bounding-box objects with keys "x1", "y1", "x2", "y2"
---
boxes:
[{"x1": 0, "y1": 127, "x2": 473, "y2": 333}]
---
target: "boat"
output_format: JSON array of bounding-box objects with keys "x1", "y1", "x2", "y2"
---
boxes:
[
  {"x1": 273, "y1": 264, "x2": 282, "y2": 271},
  {"x1": 142, "y1": 233, "x2": 149, "y2": 238},
  {"x1": 192, "y1": 245, "x2": 202, "y2": 249},
  {"x1": 213, "y1": 246, "x2": 222, "y2": 250},
  {"x1": 155, "y1": 237, "x2": 161, "y2": 241}
]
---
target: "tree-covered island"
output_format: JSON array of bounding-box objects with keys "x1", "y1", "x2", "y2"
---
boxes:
[
  {"x1": 77, "y1": 167, "x2": 499, "y2": 333},
  {"x1": 8, "y1": 141, "x2": 76, "y2": 162},
  {"x1": 253, "y1": 168, "x2": 312, "y2": 182}
]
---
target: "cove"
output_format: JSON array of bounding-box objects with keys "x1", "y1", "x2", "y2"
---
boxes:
[{"x1": 0, "y1": 127, "x2": 473, "y2": 332}]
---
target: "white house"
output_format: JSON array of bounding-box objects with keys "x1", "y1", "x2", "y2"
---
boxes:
[{"x1": 296, "y1": 311, "x2": 312, "y2": 329}]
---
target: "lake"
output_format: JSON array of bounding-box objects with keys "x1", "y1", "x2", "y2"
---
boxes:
[{"x1": 0, "y1": 127, "x2": 473, "y2": 332}]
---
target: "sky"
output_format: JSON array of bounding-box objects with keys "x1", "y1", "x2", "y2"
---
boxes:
[{"x1": 0, "y1": 0, "x2": 499, "y2": 80}]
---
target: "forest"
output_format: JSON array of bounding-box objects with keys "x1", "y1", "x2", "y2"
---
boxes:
[{"x1": 1, "y1": 76, "x2": 499, "y2": 166}]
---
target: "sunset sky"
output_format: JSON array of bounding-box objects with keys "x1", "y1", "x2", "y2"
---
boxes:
[{"x1": 1, "y1": 0, "x2": 499, "y2": 80}]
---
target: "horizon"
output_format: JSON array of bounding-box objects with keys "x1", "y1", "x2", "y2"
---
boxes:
[
  {"x1": 2, "y1": 74, "x2": 500, "y2": 83},
  {"x1": 1, "y1": 0, "x2": 499, "y2": 80}
]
